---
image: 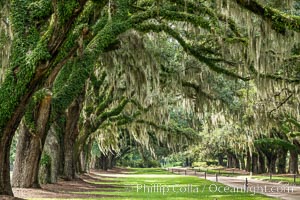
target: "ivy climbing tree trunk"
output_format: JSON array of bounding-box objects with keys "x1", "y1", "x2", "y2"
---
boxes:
[
  {"x1": 0, "y1": 0, "x2": 88, "y2": 194},
  {"x1": 0, "y1": 5, "x2": 13, "y2": 194},
  {"x1": 0, "y1": 0, "x2": 297, "y2": 196},
  {"x1": 12, "y1": 95, "x2": 52, "y2": 188}
]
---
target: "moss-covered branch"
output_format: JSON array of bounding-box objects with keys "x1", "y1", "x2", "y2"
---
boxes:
[
  {"x1": 90, "y1": 71, "x2": 107, "y2": 93},
  {"x1": 95, "y1": 86, "x2": 114, "y2": 116},
  {"x1": 135, "y1": 119, "x2": 201, "y2": 142},
  {"x1": 166, "y1": 0, "x2": 241, "y2": 36},
  {"x1": 158, "y1": 9, "x2": 211, "y2": 30},
  {"x1": 249, "y1": 65, "x2": 300, "y2": 83},
  {"x1": 93, "y1": 97, "x2": 130, "y2": 131},
  {"x1": 234, "y1": 0, "x2": 300, "y2": 33},
  {"x1": 182, "y1": 81, "x2": 216, "y2": 101},
  {"x1": 166, "y1": 0, "x2": 217, "y2": 20},
  {"x1": 136, "y1": 23, "x2": 250, "y2": 81}
]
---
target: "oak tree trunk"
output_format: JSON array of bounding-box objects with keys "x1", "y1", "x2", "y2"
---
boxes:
[
  {"x1": 267, "y1": 157, "x2": 277, "y2": 174},
  {"x1": 227, "y1": 153, "x2": 233, "y2": 168},
  {"x1": 252, "y1": 153, "x2": 258, "y2": 174},
  {"x1": 246, "y1": 151, "x2": 251, "y2": 172},
  {"x1": 108, "y1": 154, "x2": 116, "y2": 169},
  {"x1": 0, "y1": 133, "x2": 14, "y2": 196},
  {"x1": 12, "y1": 123, "x2": 40, "y2": 188},
  {"x1": 12, "y1": 95, "x2": 51, "y2": 188},
  {"x1": 289, "y1": 150, "x2": 299, "y2": 174},
  {"x1": 218, "y1": 154, "x2": 224, "y2": 166},
  {"x1": 43, "y1": 125, "x2": 61, "y2": 183},
  {"x1": 277, "y1": 149, "x2": 287, "y2": 174},
  {"x1": 63, "y1": 95, "x2": 84, "y2": 180},
  {"x1": 240, "y1": 156, "x2": 245, "y2": 170},
  {"x1": 258, "y1": 152, "x2": 266, "y2": 173}
]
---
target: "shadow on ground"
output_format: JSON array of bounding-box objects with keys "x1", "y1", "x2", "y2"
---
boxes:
[{"x1": 13, "y1": 168, "x2": 127, "y2": 199}]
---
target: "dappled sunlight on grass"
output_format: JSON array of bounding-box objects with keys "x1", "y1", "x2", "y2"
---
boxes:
[
  {"x1": 94, "y1": 173, "x2": 180, "y2": 178},
  {"x1": 28, "y1": 168, "x2": 274, "y2": 200},
  {"x1": 67, "y1": 168, "x2": 273, "y2": 200}
]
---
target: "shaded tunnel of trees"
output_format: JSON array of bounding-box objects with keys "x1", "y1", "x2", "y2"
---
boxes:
[{"x1": 0, "y1": 0, "x2": 300, "y2": 197}]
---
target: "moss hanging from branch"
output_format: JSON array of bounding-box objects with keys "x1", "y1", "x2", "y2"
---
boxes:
[
  {"x1": 136, "y1": 22, "x2": 250, "y2": 81},
  {"x1": 234, "y1": 0, "x2": 300, "y2": 33}
]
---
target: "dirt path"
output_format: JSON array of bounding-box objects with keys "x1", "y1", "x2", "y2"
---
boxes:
[
  {"x1": 168, "y1": 168, "x2": 300, "y2": 200},
  {"x1": 13, "y1": 168, "x2": 128, "y2": 199}
]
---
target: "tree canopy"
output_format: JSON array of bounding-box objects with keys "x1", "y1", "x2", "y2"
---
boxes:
[{"x1": 0, "y1": 0, "x2": 300, "y2": 197}]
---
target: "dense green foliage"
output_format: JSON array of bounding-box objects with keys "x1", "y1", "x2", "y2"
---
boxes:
[{"x1": 0, "y1": 0, "x2": 300, "y2": 197}]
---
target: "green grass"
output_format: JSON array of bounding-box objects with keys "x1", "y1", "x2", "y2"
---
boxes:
[
  {"x1": 30, "y1": 168, "x2": 275, "y2": 200},
  {"x1": 32, "y1": 168, "x2": 272, "y2": 200},
  {"x1": 173, "y1": 167, "x2": 245, "y2": 177},
  {"x1": 251, "y1": 175, "x2": 300, "y2": 185},
  {"x1": 127, "y1": 168, "x2": 174, "y2": 174}
]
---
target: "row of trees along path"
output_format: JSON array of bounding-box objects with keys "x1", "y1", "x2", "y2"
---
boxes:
[{"x1": 1, "y1": 0, "x2": 300, "y2": 198}]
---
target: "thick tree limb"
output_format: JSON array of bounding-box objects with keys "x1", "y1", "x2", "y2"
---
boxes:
[
  {"x1": 136, "y1": 23, "x2": 250, "y2": 81},
  {"x1": 249, "y1": 65, "x2": 300, "y2": 83},
  {"x1": 182, "y1": 81, "x2": 216, "y2": 100},
  {"x1": 234, "y1": 0, "x2": 300, "y2": 33}
]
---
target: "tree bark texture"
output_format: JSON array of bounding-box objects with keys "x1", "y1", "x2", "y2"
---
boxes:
[
  {"x1": 63, "y1": 96, "x2": 84, "y2": 180},
  {"x1": 12, "y1": 95, "x2": 51, "y2": 188}
]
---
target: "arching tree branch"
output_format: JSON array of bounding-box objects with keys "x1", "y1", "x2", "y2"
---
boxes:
[
  {"x1": 234, "y1": 0, "x2": 300, "y2": 33},
  {"x1": 135, "y1": 23, "x2": 250, "y2": 81}
]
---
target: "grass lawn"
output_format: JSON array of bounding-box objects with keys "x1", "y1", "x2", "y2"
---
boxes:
[
  {"x1": 30, "y1": 168, "x2": 274, "y2": 200},
  {"x1": 198, "y1": 167, "x2": 237, "y2": 176},
  {"x1": 251, "y1": 175, "x2": 300, "y2": 185},
  {"x1": 177, "y1": 167, "x2": 245, "y2": 177},
  {"x1": 127, "y1": 168, "x2": 174, "y2": 174}
]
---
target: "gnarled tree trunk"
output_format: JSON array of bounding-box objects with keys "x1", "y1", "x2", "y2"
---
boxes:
[
  {"x1": 63, "y1": 95, "x2": 84, "y2": 180},
  {"x1": 12, "y1": 95, "x2": 51, "y2": 188},
  {"x1": 277, "y1": 149, "x2": 287, "y2": 174},
  {"x1": 79, "y1": 139, "x2": 92, "y2": 173},
  {"x1": 258, "y1": 151, "x2": 266, "y2": 174},
  {"x1": 218, "y1": 154, "x2": 224, "y2": 166},
  {"x1": 100, "y1": 154, "x2": 109, "y2": 171},
  {"x1": 252, "y1": 153, "x2": 258, "y2": 174},
  {"x1": 0, "y1": 132, "x2": 14, "y2": 196},
  {"x1": 108, "y1": 154, "x2": 116, "y2": 169},
  {"x1": 289, "y1": 149, "x2": 299, "y2": 174},
  {"x1": 43, "y1": 125, "x2": 61, "y2": 183},
  {"x1": 267, "y1": 157, "x2": 277, "y2": 174},
  {"x1": 227, "y1": 153, "x2": 233, "y2": 168}
]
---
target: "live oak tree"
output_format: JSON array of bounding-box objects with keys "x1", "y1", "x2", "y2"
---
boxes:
[
  {"x1": 0, "y1": 0, "x2": 300, "y2": 196},
  {"x1": 75, "y1": 34, "x2": 202, "y2": 172}
]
